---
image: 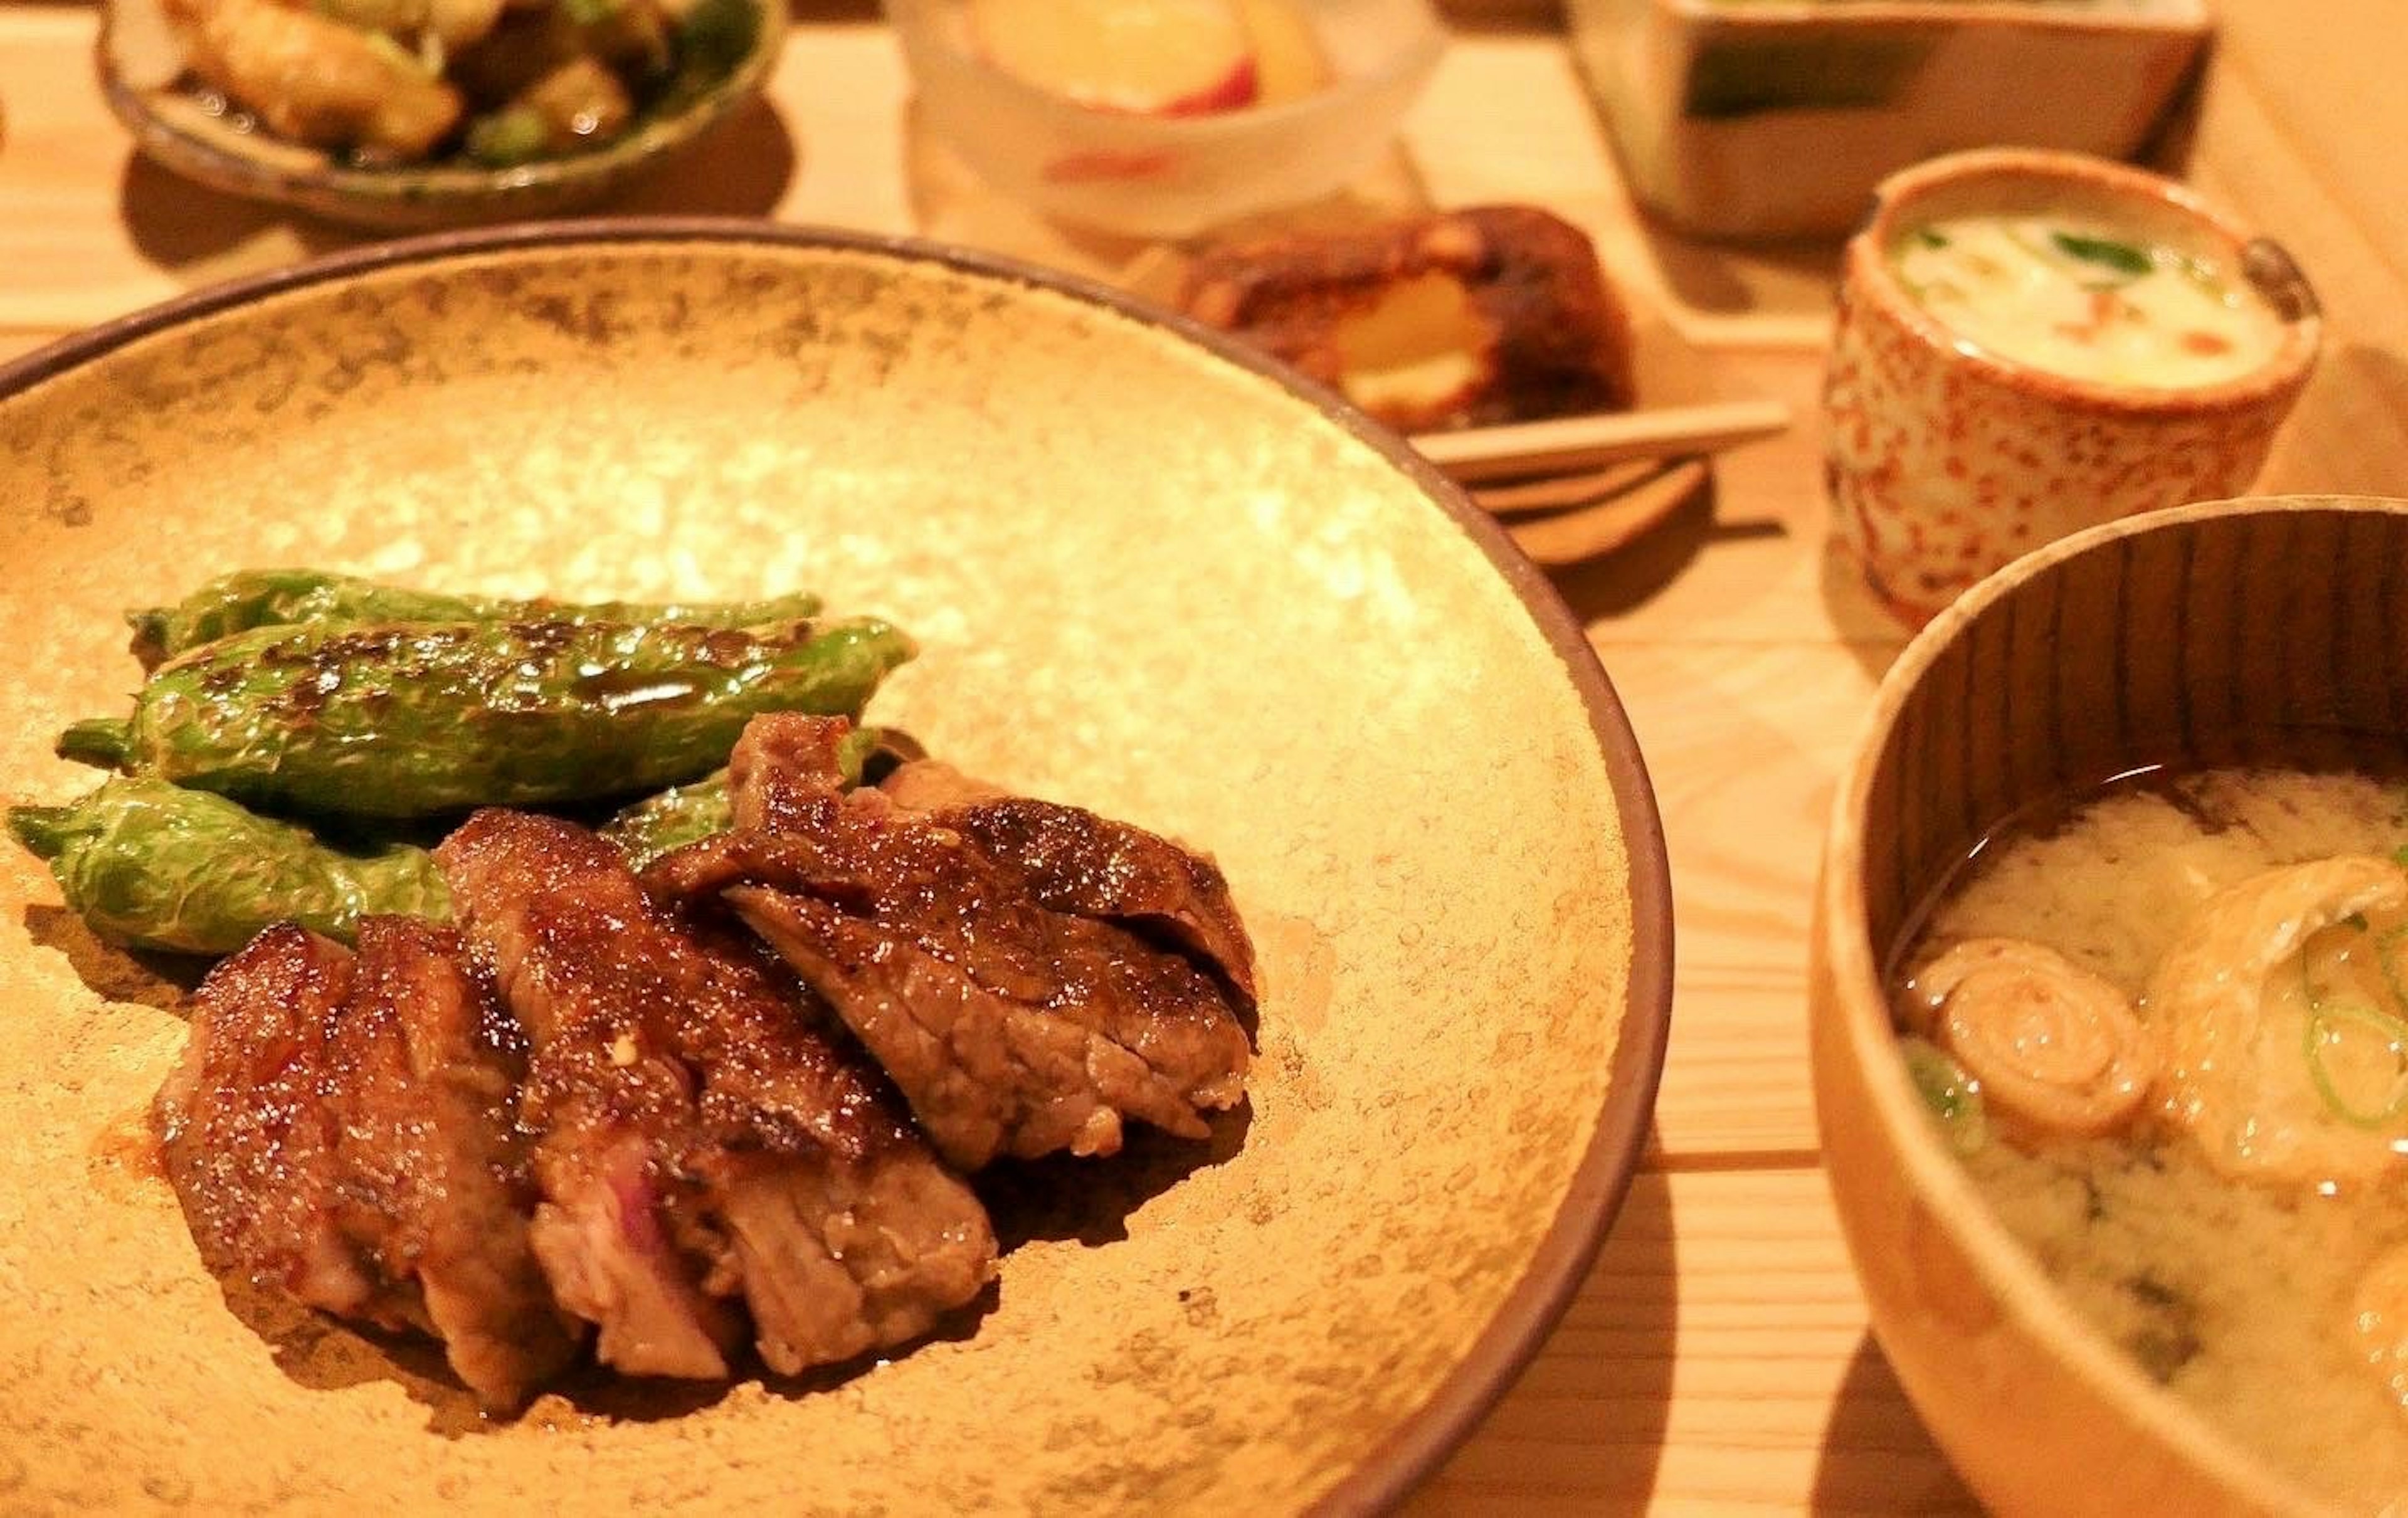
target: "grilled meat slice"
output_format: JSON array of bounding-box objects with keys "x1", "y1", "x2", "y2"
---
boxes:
[
  {"x1": 156, "y1": 923, "x2": 394, "y2": 1324},
  {"x1": 438, "y1": 809, "x2": 742, "y2": 1379},
  {"x1": 438, "y1": 809, "x2": 995, "y2": 1379},
  {"x1": 937, "y1": 794, "x2": 1258, "y2": 1007},
  {"x1": 681, "y1": 714, "x2": 1254, "y2": 1172},
  {"x1": 726, "y1": 877, "x2": 1249, "y2": 1169},
  {"x1": 320, "y1": 916, "x2": 581, "y2": 1410},
  {"x1": 667, "y1": 915, "x2": 997, "y2": 1371},
  {"x1": 159, "y1": 918, "x2": 583, "y2": 1410},
  {"x1": 736, "y1": 718, "x2": 1255, "y2": 1000}
]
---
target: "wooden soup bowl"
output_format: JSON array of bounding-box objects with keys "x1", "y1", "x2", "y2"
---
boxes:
[{"x1": 1810, "y1": 495, "x2": 2408, "y2": 1516}]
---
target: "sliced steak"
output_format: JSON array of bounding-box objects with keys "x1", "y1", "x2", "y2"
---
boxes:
[
  {"x1": 665, "y1": 914, "x2": 997, "y2": 1371},
  {"x1": 438, "y1": 809, "x2": 995, "y2": 1379},
  {"x1": 438, "y1": 810, "x2": 743, "y2": 1379},
  {"x1": 685, "y1": 714, "x2": 1254, "y2": 1171},
  {"x1": 320, "y1": 916, "x2": 581, "y2": 1410},
  {"x1": 753, "y1": 729, "x2": 1255, "y2": 1001},
  {"x1": 939, "y1": 795, "x2": 1257, "y2": 1006},
  {"x1": 156, "y1": 923, "x2": 394, "y2": 1324}
]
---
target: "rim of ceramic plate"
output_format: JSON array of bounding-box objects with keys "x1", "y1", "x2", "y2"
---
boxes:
[{"x1": 0, "y1": 216, "x2": 1676, "y2": 1515}]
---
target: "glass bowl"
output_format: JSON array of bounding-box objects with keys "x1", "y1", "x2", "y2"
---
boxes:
[{"x1": 887, "y1": 0, "x2": 1445, "y2": 240}]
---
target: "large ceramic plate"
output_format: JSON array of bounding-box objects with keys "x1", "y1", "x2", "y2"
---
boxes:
[{"x1": 0, "y1": 223, "x2": 1671, "y2": 1514}]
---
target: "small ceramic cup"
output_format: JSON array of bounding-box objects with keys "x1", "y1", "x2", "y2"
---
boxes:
[{"x1": 1822, "y1": 149, "x2": 2321, "y2": 627}]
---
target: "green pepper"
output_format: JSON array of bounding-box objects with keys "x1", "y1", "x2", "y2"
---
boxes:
[
  {"x1": 127, "y1": 569, "x2": 825, "y2": 667},
  {"x1": 8, "y1": 777, "x2": 450, "y2": 954},
  {"x1": 602, "y1": 724, "x2": 889, "y2": 870},
  {"x1": 60, "y1": 615, "x2": 914, "y2": 819},
  {"x1": 604, "y1": 772, "x2": 734, "y2": 871},
  {"x1": 463, "y1": 108, "x2": 557, "y2": 169}
]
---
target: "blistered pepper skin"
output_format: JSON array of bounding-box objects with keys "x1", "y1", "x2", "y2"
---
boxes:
[
  {"x1": 61, "y1": 616, "x2": 914, "y2": 819},
  {"x1": 128, "y1": 569, "x2": 825, "y2": 667},
  {"x1": 8, "y1": 777, "x2": 450, "y2": 954}
]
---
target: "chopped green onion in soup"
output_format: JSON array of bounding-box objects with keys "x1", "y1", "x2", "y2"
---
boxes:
[{"x1": 1901, "y1": 1036, "x2": 1990, "y2": 1155}]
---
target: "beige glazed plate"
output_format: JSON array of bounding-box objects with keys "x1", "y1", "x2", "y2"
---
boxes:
[{"x1": 0, "y1": 223, "x2": 1671, "y2": 1515}]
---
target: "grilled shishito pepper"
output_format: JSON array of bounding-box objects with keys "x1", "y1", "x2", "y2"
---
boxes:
[
  {"x1": 8, "y1": 777, "x2": 449, "y2": 954},
  {"x1": 58, "y1": 616, "x2": 915, "y2": 819},
  {"x1": 127, "y1": 569, "x2": 825, "y2": 667},
  {"x1": 602, "y1": 771, "x2": 734, "y2": 872},
  {"x1": 600, "y1": 724, "x2": 891, "y2": 870}
]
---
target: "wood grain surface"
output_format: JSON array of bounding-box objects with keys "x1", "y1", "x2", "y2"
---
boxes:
[{"x1": 0, "y1": 0, "x2": 2399, "y2": 1510}]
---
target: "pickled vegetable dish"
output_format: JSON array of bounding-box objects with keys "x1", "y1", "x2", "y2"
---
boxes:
[
  {"x1": 1889, "y1": 215, "x2": 2284, "y2": 387},
  {"x1": 157, "y1": 0, "x2": 761, "y2": 168},
  {"x1": 1890, "y1": 764, "x2": 2408, "y2": 1511}
]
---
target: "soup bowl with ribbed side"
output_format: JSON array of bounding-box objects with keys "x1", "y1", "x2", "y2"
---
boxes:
[{"x1": 1811, "y1": 495, "x2": 2408, "y2": 1517}]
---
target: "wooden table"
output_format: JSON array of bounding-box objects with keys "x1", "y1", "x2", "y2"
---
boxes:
[{"x1": 2, "y1": 1, "x2": 2400, "y2": 1509}]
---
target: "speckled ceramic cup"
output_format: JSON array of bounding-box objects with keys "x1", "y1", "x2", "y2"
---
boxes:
[{"x1": 1822, "y1": 149, "x2": 2321, "y2": 628}]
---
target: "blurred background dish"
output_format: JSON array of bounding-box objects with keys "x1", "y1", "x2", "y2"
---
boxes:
[
  {"x1": 1822, "y1": 147, "x2": 2320, "y2": 628},
  {"x1": 886, "y1": 0, "x2": 1445, "y2": 240},
  {"x1": 97, "y1": 0, "x2": 787, "y2": 229},
  {"x1": 1812, "y1": 495, "x2": 2408, "y2": 1517},
  {"x1": 1565, "y1": 0, "x2": 2214, "y2": 240}
]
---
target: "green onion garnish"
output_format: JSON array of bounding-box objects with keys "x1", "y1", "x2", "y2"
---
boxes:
[
  {"x1": 2301, "y1": 921, "x2": 2408, "y2": 1129},
  {"x1": 1902, "y1": 1037, "x2": 1989, "y2": 1155},
  {"x1": 2303, "y1": 1001, "x2": 2408, "y2": 1128},
  {"x1": 2051, "y1": 231, "x2": 2155, "y2": 280}
]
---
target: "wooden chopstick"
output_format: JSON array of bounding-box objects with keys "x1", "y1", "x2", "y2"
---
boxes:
[
  {"x1": 1505, "y1": 458, "x2": 1711, "y2": 566},
  {"x1": 1469, "y1": 457, "x2": 1666, "y2": 518},
  {"x1": 1413, "y1": 399, "x2": 1792, "y2": 485}
]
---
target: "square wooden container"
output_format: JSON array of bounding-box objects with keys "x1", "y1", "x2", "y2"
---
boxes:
[{"x1": 1565, "y1": 0, "x2": 2213, "y2": 240}]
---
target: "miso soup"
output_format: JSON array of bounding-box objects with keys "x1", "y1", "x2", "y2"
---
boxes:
[{"x1": 1892, "y1": 764, "x2": 2408, "y2": 1511}]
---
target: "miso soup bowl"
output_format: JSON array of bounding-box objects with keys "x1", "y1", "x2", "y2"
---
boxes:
[
  {"x1": 1823, "y1": 149, "x2": 2323, "y2": 628},
  {"x1": 1809, "y1": 495, "x2": 2408, "y2": 1517}
]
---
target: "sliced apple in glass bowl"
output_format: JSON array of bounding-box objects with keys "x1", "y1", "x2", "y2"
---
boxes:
[
  {"x1": 888, "y1": 0, "x2": 1444, "y2": 240},
  {"x1": 970, "y1": 0, "x2": 1265, "y2": 115}
]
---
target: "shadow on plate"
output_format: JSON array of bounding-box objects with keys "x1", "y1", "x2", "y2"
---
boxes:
[
  {"x1": 211, "y1": 1265, "x2": 1004, "y2": 1438},
  {"x1": 1809, "y1": 1334, "x2": 1983, "y2": 1515},
  {"x1": 976, "y1": 1099, "x2": 1253, "y2": 1253},
  {"x1": 22, "y1": 903, "x2": 209, "y2": 1009}
]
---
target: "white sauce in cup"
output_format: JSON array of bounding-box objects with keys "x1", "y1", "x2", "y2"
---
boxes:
[{"x1": 1891, "y1": 215, "x2": 2284, "y2": 388}]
